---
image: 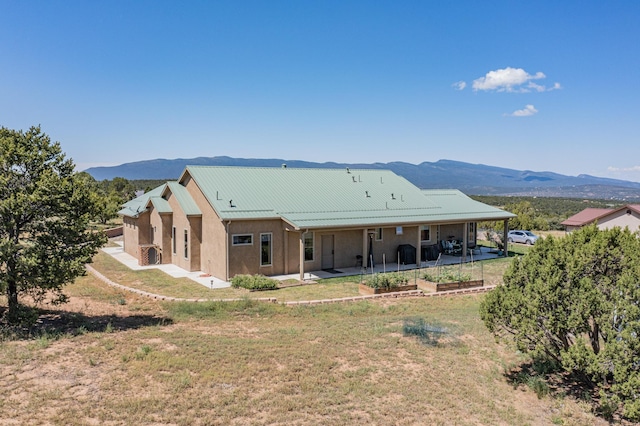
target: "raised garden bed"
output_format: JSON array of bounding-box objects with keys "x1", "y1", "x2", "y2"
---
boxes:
[
  {"x1": 359, "y1": 283, "x2": 418, "y2": 295},
  {"x1": 422, "y1": 279, "x2": 483, "y2": 292}
]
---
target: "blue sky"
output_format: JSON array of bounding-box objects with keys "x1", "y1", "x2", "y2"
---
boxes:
[{"x1": 2, "y1": 1, "x2": 639, "y2": 182}]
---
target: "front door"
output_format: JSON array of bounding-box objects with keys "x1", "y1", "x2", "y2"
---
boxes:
[{"x1": 321, "y1": 235, "x2": 334, "y2": 270}]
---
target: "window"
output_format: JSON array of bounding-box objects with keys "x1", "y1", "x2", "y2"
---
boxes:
[
  {"x1": 172, "y1": 227, "x2": 176, "y2": 254},
  {"x1": 260, "y1": 233, "x2": 272, "y2": 266},
  {"x1": 232, "y1": 234, "x2": 253, "y2": 246},
  {"x1": 303, "y1": 232, "x2": 314, "y2": 262},
  {"x1": 468, "y1": 223, "x2": 476, "y2": 243},
  {"x1": 396, "y1": 226, "x2": 403, "y2": 235},
  {"x1": 421, "y1": 225, "x2": 431, "y2": 242},
  {"x1": 183, "y1": 229, "x2": 188, "y2": 259},
  {"x1": 375, "y1": 228, "x2": 383, "y2": 241}
]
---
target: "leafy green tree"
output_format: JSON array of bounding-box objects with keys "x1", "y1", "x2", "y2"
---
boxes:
[
  {"x1": 103, "y1": 177, "x2": 135, "y2": 201},
  {"x1": 503, "y1": 200, "x2": 549, "y2": 231},
  {"x1": 480, "y1": 225, "x2": 640, "y2": 420},
  {"x1": 91, "y1": 176, "x2": 137, "y2": 225},
  {"x1": 0, "y1": 126, "x2": 107, "y2": 322}
]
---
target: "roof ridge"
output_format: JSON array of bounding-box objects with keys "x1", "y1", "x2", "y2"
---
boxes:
[{"x1": 186, "y1": 165, "x2": 395, "y2": 172}]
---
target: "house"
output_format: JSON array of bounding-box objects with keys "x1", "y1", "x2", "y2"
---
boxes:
[
  {"x1": 119, "y1": 166, "x2": 515, "y2": 281},
  {"x1": 561, "y1": 205, "x2": 640, "y2": 233}
]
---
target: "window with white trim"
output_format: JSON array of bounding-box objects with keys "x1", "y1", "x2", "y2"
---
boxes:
[
  {"x1": 468, "y1": 222, "x2": 476, "y2": 243},
  {"x1": 420, "y1": 225, "x2": 431, "y2": 242},
  {"x1": 260, "y1": 233, "x2": 272, "y2": 266},
  {"x1": 375, "y1": 228, "x2": 383, "y2": 241},
  {"x1": 172, "y1": 227, "x2": 176, "y2": 254},
  {"x1": 184, "y1": 229, "x2": 189, "y2": 259},
  {"x1": 232, "y1": 234, "x2": 253, "y2": 246},
  {"x1": 303, "y1": 232, "x2": 314, "y2": 262}
]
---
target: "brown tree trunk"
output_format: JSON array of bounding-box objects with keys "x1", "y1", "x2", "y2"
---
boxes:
[
  {"x1": 6, "y1": 277, "x2": 19, "y2": 322},
  {"x1": 6, "y1": 255, "x2": 20, "y2": 322},
  {"x1": 590, "y1": 322, "x2": 600, "y2": 355}
]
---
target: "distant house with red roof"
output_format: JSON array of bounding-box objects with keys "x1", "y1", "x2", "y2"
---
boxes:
[{"x1": 561, "y1": 205, "x2": 640, "y2": 233}]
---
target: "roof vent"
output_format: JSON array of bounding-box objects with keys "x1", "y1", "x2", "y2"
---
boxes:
[
  {"x1": 229, "y1": 200, "x2": 235, "y2": 208},
  {"x1": 346, "y1": 167, "x2": 350, "y2": 174},
  {"x1": 365, "y1": 191, "x2": 370, "y2": 198},
  {"x1": 282, "y1": 164, "x2": 287, "y2": 168},
  {"x1": 391, "y1": 193, "x2": 395, "y2": 200},
  {"x1": 352, "y1": 176, "x2": 356, "y2": 183}
]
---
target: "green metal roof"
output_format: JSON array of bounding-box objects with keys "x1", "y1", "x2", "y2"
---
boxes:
[
  {"x1": 420, "y1": 189, "x2": 516, "y2": 222},
  {"x1": 181, "y1": 166, "x2": 514, "y2": 229},
  {"x1": 164, "y1": 181, "x2": 202, "y2": 216},
  {"x1": 118, "y1": 184, "x2": 166, "y2": 218},
  {"x1": 118, "y1": 181, "x2": 202, "y2": 218},
  {"x1": 147, "y1": 196, "x2": 172, "y2": 214}
]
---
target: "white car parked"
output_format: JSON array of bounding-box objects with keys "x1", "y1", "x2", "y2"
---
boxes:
[{"x1": 507, "y1": 230, "x2": 539, "y2": 245}]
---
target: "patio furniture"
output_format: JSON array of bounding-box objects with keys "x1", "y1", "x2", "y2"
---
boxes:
[
  {"x1": 422, "y1": 244, "x2": 439, "y2": 261},
  {"x1": 468, "y1": 243, "x2": 482, "y2": 255},
  {"x1": 397, "y1": 244, "x2": 416, "y2": 264},
  {"x1": 355, "y1": 255, "x2": 363, "y2": 267}
]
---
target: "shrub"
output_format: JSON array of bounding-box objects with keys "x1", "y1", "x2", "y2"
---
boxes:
[
  {"x1": 363, "y1": 272, "x2": 408, "y2": 289},
  {"x1": 423, "y1": 269, "x2": 471, "y2": 283},
  {"x1": 230, "y1": 274, "x2": 279, "y2": 291},
  {"x1": 480, "y1": 225, "x2": 640, "y2": 422}
]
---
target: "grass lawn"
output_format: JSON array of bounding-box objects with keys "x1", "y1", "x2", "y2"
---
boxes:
[
  {"x1": 1, "y1": 238, "x2": 610, "y2": 424},
  {"x1": 0, "y1": 278, "x2": 607, "y2": 425},
  {"x1": 90, "y1": 250, "x2": 518, "y2": 302}
]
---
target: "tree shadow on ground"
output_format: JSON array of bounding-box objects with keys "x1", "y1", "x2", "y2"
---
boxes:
[
  {"x1": 504, "y1": 362, "x2": 608, "y2": 420},
  {"x1": 0, "y1": 306, "x2": 173, "y2": 340}
]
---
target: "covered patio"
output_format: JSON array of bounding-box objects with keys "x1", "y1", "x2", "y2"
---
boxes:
[{"x1": 273, "y1": 245, "x2": 501, "y2": 282}]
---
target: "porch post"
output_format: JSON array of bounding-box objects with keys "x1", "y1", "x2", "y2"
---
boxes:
[
  {"x1": 503, "y1": 220, "x2": 509, "y2": 257},
  {"x1": 299, "y1": 232, "x2": 305, "y2": 281},
  {"x1": 462, "y1": 222, "x2": 468, "y2": 258},
  {"x1": 284, "y1": 229, "x2": 289, "y2": 274},
  {"x1": 362, "y1": 229, "x2": 368, "y2": 270},
  {"x1": 416, "y1": 226, "x2": 422, "y2": 267}
]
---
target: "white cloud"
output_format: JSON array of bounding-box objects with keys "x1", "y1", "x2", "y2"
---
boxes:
[
  {"x1": 452, "y1": 81, "x2": 467, "y2": 90},
  {"x1": 608, "y1": 165, "x2": 640, "y2": 173},
  {"x1": 606, "y1": 165, "x2": 640, "y2": 182},
  {"x1": 472, "y1": 67, "x2": 559, "y2": 92},
  {"x1": 508, "y1": 104, "x2": 538, "y2": 117}
]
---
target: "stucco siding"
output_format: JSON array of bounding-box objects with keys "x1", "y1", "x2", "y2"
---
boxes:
[
  {"x1": 122, "y1": 216, "x2": 140, "y2": 259},
  {"x1": 227, "y1": 219, "x2": 286, "y2": 277},
  {"x1": 439, "y1": 224, "x2": 465, "y2": 241},
  {"x1": 598, "y1": 209, "x2": 640, "y2": 232},
  {"x1": 166, "y1": 191, "x2": 194, "y2": 271},
  {"x1": 370, "y1": 226, "x2": 420, "y2": 265},
  {"x1": 149, "y1": 207, "x2": 173, "y2": 264},
  {"x1": 184, "y1": 176, "x2": 227, "y2": 279}
]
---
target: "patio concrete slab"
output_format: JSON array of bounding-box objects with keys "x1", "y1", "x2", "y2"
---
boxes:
[
  {"x1": 100, "y1": 242, "x2": 501, "y2": 287},
  {"x1": 100, "y1": 243, "x2": 230, "y2": 289},
  {"x1": 271, "y1": 249, "x2": 501, "y2": 282}
]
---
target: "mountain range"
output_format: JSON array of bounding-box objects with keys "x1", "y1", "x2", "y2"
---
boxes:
[{"x1": 84, "y1": 157, "x2": 640, "y2": 201}]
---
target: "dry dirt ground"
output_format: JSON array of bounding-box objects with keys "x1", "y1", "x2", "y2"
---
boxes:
[{"x1": 0, "y1": 278, "x2": 622, "y2": 426}]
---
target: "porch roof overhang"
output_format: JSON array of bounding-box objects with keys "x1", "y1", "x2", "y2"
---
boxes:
[
  {"x1": 280, "y1": 210, "x2": 515, "y2": 231},
  {"x1": 217, "y1": 208, "x2": 514, "y2": 231}
]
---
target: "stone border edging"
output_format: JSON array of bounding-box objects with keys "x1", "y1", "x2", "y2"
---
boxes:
[
  {"x1": 85, "y1": 265, "x2": 277, "y2": 303},
  {"x1": 85, "y1": 265, "x2": 494, "y2": 306}
]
